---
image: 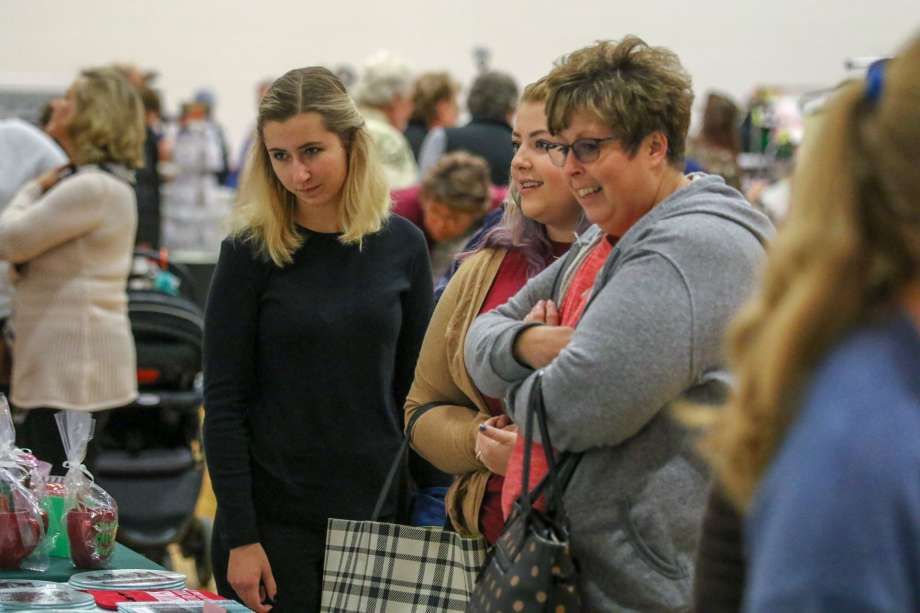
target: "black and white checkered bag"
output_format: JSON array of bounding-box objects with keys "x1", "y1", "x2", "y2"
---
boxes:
[
  {"x1": 321, "y1": 403, "x2": 488, "y2": 612},
  {"x1": 321, "y1": 518, "x2": 487, "y2": 612}
]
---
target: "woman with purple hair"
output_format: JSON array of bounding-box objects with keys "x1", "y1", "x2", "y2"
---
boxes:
[{"x1": 403, "y1": 77, "x2": 583, "y2": 543}]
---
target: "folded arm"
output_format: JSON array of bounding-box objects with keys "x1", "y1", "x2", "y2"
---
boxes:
[
  {"x1": 468, "y1": 250, "x2": 695, "y2": 453},
  {"x1": 0, "y1": 175, "x2": 107, "y2": 263}
]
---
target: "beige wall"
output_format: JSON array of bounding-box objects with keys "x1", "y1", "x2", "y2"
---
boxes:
[{"x1": 3, "y1": 0, "x2": 917, "y2": 156}]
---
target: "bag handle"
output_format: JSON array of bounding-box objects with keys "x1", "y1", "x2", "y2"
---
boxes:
[
  {"x1": 520, "y1": 373, "x2": 560, "y2": 507},
  {"x1": 371, "y1": 401, "x2": 447, "y2": 521},
  {"x1": 518, "y1": 371, "x2": 578, "y2": 518}
]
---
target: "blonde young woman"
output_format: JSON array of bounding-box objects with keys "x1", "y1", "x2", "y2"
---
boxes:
[
  {"x1": 0, "y1": 68, "x2": 143, "y2": 471},
  {"x1": 405, "y1": 77, "x2": 583, "y2": 544},
  {"x1": 203, "y1": 67, "x2": 433, "y2": 612},
  {"x1": 698, "y1": 36, "x2": 920, "y2": 612}
]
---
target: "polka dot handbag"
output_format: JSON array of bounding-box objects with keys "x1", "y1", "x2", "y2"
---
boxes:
[{"x1": 466, "y1": 372, "x2": 582, "y2": 612}]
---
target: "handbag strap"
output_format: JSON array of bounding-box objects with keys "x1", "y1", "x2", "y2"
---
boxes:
[
  {"x1": 532, "y1": 374, "x2": 565, "y2": 514},
  {"x1": 371, "y1": 401, "x2": 446, "y2": 521},
  {"x1": 518, "y1": 371, "x2": 580, "y2": 517},
  {"x1": 520, "y1": 373, "x2": 557, "y2": 506},
  {"x1": 520, "y1": 377, "x2": 536, "y2": 509}
]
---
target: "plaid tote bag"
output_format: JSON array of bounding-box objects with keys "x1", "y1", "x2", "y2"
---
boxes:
[{"x1": 321, "y1": 403, "x2": 488, "y2": 612}]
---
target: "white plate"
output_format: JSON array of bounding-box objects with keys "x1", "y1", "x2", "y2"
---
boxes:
[
  {"x1": 68, "y1": 569, "x2": 186, "y2": 590},
  {"x1": 0, "y1": 585, "x2": 96, "y2": 609}
]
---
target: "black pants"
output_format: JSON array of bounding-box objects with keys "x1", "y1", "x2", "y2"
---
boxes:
[
  {"x1": 212, "y1": 513, "x2": 327, "y2": 612},
  {"x1": 14, "y1": 408, "x2": 108, "y2": 476}
]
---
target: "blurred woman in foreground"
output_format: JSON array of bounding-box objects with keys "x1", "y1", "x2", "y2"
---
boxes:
[{"x1": 703, "y1": 34, "x2": 920, "y2": 612}]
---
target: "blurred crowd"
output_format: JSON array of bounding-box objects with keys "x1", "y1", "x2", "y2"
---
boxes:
[{"x1": 0, "y1": 30, "x2": 917, "y2": 613}]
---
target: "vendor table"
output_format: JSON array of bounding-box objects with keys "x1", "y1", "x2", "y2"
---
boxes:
[{"x1": 0, "y1": 543, "x2": 166, "y2": 583}]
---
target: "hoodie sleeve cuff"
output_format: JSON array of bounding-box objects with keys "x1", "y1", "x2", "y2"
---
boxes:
[{"x1": 489, "y1": 321, "x2": 541, "y2": 383}]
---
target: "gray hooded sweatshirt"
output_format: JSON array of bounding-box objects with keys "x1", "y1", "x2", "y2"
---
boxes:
[{"x1": 465, "y1": 174, "x2": 774, "y2": 612}]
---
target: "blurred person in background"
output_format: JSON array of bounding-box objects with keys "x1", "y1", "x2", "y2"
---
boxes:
[
  {"x1": 194, "y1": 89, "x2": 231, "y2": 185},
  {"x1": 404, "y1": 71, "x2": 460, "y2": 161},
  {"x1": 686, "y1": 92, "x2": 743, "y2": 190},
  {"x1": 113, "y1": 64, "x2": 165, "y2": 248},
  {"x1": 464, "y1": 37, "x2": 772, "y2": 610},
  {"x1": 0, "y1": 114, "x2": 68, "y2": 325},
  {"x1": 419, "y1": 70, "x2": 518, "y2": 186},
  {"x1": 160, "y1": 100, "x2": 228, "y2": 252},
  {"x1": 203, "y1": 67, "x2": 432, "y2": 611},
  {"x1": 0, "y1": 67, "x2": 143, "y2": 472},
  {"x1": 227, "y1": 78, "x2": 274, "y2": 189},
  {"x1": 393, "y1": 151, "x2": 493, "y2": 279},
  {"x1": 405, "y1": 76, "x2": 583, "y2": 544},
  {"x1": 134, "y1": 86, "x2": 163, "y2": 248},
  {"x1": 699, "y1": 36, "x2": 920, "y2": 613},
  {"x1": 353, "y1": 50, "x2": 418, "y2": 189}
]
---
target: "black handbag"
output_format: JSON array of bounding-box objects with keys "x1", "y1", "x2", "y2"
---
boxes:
[{"x1": 467, "y1": 371, "x2": 582, "y2": 612}]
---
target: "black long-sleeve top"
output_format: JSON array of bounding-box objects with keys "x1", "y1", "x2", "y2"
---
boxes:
[{"x1": 203, "y1": 216, "x2": 433, "y2": 548}]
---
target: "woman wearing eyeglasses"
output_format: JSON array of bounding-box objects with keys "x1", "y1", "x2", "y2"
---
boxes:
[{"x1": 464, "y1": 37, "x2": 773, "y2": 611}]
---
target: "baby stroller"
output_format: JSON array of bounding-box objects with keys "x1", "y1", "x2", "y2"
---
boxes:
[{"x1": 94, "y1": 249, "x2": 211, "y2": 584}]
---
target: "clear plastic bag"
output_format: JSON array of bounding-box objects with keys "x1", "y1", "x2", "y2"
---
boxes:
[
  {"x1": 56, "y1": 411, "x2": 119, "y2": 569},
  {"x1": 0, "y1": 394, "x2": 49, "y2": 571}
]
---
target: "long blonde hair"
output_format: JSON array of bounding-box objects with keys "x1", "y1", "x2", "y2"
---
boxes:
[
  {"x1": 231, "y1": 66, "x2": 390, "y2": 266},
  {"x1": 704, "y1": 35, "x2": 920, "y2": 510}
]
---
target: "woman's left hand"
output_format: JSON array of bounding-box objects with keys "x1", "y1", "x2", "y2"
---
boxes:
[
  {"x1": 475, "y1": 415, "x2": 518, "y2": 476},
  {"x1": 524, "y1": 299, "x2": 560, "y2": 325},
  {"x1": 37, "y1": 166, "x2": 66, "y2": 193}
]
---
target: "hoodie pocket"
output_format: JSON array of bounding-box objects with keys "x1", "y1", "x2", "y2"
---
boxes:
[{"x1": 619, "y1": 498, "x2": 687, "y2": 580}]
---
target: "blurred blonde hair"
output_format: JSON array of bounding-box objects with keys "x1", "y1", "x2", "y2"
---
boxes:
[
  {"x1": 68, "y1": 67, "x2": 145, "y2": 168},
  {"x1": 701, "y1": 35, "x2": 920, "y2": 510},
  {"x1": 231, "y1": 66, "x2": 390, "y2": 266}
]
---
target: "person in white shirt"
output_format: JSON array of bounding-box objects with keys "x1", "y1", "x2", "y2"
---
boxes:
[{"x1": 0, "y1": 118, "x2": 68, "y2": 317}]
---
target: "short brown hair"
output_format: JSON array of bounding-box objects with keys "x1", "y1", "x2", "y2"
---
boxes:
[
  {"x1": 410, "y1": 72, "x2": 459, "y2": 124},
  {"x1": 545, "y1": 36, "x2": 694, "y2": 165},
  {"x1": 420, "y1": 151, "x2": 491, "y2": 214}
]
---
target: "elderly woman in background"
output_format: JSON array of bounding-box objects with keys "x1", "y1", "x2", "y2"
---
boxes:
[
  {"x1": 0, "y1": 67, "x2": 143, "y2": 472},
  {"x1": 404, "y1": 71, "x2": 460, "y2": 161},
  {"x1": 393, "y1": 151, "x2": 496, "y2": 279},
  {"x1": 464, "y1": 37, "x2": 772, "y2": 610},
  {"x1": 353, "y1": 50, "x2": 418, "y2": 189}
]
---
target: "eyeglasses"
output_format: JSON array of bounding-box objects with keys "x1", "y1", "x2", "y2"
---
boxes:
[{"x1": 547, "y1": 137, "x2": 617, "y2": 167}]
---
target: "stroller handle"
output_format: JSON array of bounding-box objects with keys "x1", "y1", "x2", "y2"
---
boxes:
[{"x1": 132, "y1": 248, "x2": 199, "y2": 305}]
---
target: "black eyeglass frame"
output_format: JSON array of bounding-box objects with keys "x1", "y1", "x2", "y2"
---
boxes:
[{"x1": 547, "y1": 136, "x2": 618, "y2": 167}]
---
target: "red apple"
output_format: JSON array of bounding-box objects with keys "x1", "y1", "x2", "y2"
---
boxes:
[
  {"x1": 66, "y1": 505, "x2": 118, "y2": 569},
  {"x1": 0, "y1": 511, "x2": 42, "y2": 569}
]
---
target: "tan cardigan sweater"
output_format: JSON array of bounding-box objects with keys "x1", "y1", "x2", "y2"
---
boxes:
[
  {"x1": 0, "y1": 166, "x2": 138, "y2": 411},
  {"x1": 405, "y1": 248, "x2": 506, "y2": 535}
]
